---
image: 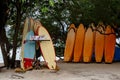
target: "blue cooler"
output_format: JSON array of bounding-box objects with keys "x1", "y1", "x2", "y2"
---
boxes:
[{"x1": 114, "y1": 47, "x2": 120, "y2": 61}]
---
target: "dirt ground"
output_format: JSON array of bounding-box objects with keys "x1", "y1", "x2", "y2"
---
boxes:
[{"x1": 0, "y1": 61, "x2": 120, "y2": 80}]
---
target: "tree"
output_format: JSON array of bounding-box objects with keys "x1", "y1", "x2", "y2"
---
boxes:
[
  {"x1": 0, "y1": 0, "x2": 37, "y2": 68},
  {"x1": 8, "y1": 0, "x2": 36, "y2": 68},
  {"x1": 0, "y1": 0, "x2": 11, "y2": 67}
]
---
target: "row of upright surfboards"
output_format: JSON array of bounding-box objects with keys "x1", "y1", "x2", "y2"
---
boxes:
[{"x1": 64, "y1": 23, "x2": 116, "y2": 63}]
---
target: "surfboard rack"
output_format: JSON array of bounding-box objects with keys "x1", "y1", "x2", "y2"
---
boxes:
[
  {"x1": 30, "y1": 35, "x2": 46, "y2": 40},
  {"x1": 23, "y1": 35, "x2": 50, "y2": 44},
  {"x1": 39, "y1": 40, "x2": 50, "y2": 41},
  {"x1": 23, "y1": 40, "x2": 50, "y2": 44},
  {"x1": 30, "y1": 35, "x2": 50, "y2": 41},
  {"x1": 25, "y1": 39, "x2": 50, "y2": 42}
]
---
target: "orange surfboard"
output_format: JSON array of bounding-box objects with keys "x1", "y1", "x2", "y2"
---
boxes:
[
  {"x1": 95, "y1": 24, "x2": 105, "y2": 62},
  {"x1": 64, "y1": 24, "x2": 76, "y2": 62},
  {"x1": 104, "y1": 25, "x2": 116, "y2": 63},
  {"x1": 73, "y1": 24, "x2": 85, "y2": 62},
  {"x1": 83, "y1": 27, "x2": 94, "y2": 62}
]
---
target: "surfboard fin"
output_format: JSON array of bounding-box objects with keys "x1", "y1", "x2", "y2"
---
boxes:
[
  {"x1": 15, "y1": 68, "x2": 26, "y2": 73},
  {"x1": 55, "y1": 65, "x2": 60, "y2": 71}
]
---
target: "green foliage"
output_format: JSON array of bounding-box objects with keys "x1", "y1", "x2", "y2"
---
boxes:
[
  {"x1": 41, "y1": 7, "x2": 49, "y2": 13},
  {"x1": 21, "y1": 0, "x2": 25, "y2": 3},
  {"x1": 6, "y1": 0, "x2": 120, "y2": 57},
  {"x1": 49, "y1": 0, "x2": 54, "y2": 7}
]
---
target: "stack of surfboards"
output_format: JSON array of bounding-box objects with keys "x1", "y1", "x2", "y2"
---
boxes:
[
  {"x1": 64, "y1": 23, "x2": 116, "y2": 63},
  {"x1": 20, "y1": 17, "x2": 57, "y2": 70}
]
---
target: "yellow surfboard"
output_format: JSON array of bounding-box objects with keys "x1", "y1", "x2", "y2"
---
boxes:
[
  {"x1": 33, "y1": 20, "x2": 42, "y2": 50},
  {"x1": 38, "y1": 26, "x2": 57, "y2": 69},
  {"x1": 33, "y1": 20, "x2": 42, "y2": 34},
  {"x1": 21, "y1": 18, "x2": 29, "y2": 70},
  {"x1": 29, "y1": 18, "x2": 34, "y2": 30}
]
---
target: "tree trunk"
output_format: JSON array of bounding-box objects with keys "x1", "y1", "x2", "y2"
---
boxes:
[
  {"x1": 0, "y1": 28, "x2": 11, "y2": 68},
  {"x1": 0, "y1": 43, "x2": 8, "y2": 67},
  {"x1": 11, "y1": 1, "x2": 22, "y2": 68},
  {"x1": 0, "y1": 0, "x2": 10, "y2": 68}
]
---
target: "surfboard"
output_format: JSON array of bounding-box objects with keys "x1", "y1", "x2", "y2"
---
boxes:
[
  {"x1": 24, "y1": 30, "x2": 35, "y2": 59},
  {"x1": 29, "y1": 18, "x2": 34, "y2": 30},
  {"x1": 38, "y1": 26, "x2": 57, "y2": 70},
  {"x1": 83, "y1": 27, "x2": 94, "y2": 62},
  {"x1": 20, "y1": 18, "x2": 29, "y2": 70},
  {"x1": 73, "y1": 24, "x2": 85, "y2": 62},
  {"x1": 21, "y1": 17, "x2": 35, "y2": 70},
  {"x1": 33, "y1": 20, "x2": 42, "y2": 34},
  {"x1": 64, "y1": 24, "x2": 76, "y2": 62},
  {"x1": 91, "y1": 23, "x2": 96, "y2": 54},
  {"x1": 22, "y1": 30, "x2": 36, "y2": 70},
  {"x1": 95, "y1": 23, "x2": 105, "y2": 62},
  {"x1": 104, "y1": 25, "x2": 116, "y2": 63},
  {"x1": 33, "y1": 20, "x2": 42, "y2": 57}
]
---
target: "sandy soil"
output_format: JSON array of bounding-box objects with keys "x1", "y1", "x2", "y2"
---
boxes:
[{"x1": 0, "y1": 62, "x2": 120, "y2": 80}]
